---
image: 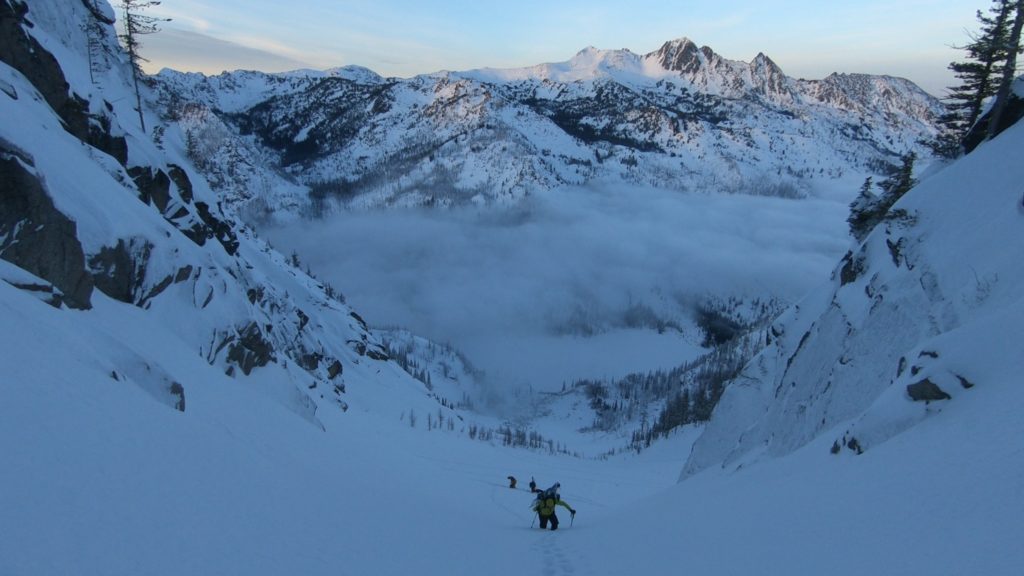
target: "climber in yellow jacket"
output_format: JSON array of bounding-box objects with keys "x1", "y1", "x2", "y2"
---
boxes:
[{"x1": 531, "y1": 482, "x2": 576, "y2": 530}]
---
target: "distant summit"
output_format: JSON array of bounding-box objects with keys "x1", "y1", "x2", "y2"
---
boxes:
[
  {"x1": 652, "y1": 37, "x2": 706, "y2": 75},
  {"x1": 323, "y1": 65, "x2": 385, "y2": 84}
]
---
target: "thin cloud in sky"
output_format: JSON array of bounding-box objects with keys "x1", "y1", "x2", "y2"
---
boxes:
[
  {"x1": 140, "y1": 1, "x2": 980, "y2": 92},
  {"x1": 140, "y1": 28, "x2": 311, "y2": 74}
]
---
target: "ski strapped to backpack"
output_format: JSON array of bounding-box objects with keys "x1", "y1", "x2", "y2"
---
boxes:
[{"x1": 541, "y1": 482, "x2": 560, "y2": 500}]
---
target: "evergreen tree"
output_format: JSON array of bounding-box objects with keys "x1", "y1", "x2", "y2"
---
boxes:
[
  {"x1": 987, "y1": 0, "x2": 1024, "y2": 140},
  {"x1": 876, "y1": 152, "x2": 917, "y2": 213},
  {"x1": 83, "y1": 1, "x2": 116, "y2": 84},
  {"x1": 847, "y1": 153, "x2": 915, "y2": 242},
  {"x1": 847, "y1": 177, "x2": 880, "y2": 242},
  {"x1": 939, "y1": 1, "x2": 1024, "y2": 153},
  {"x1": 118, "y1": 0, "x2": 169, "y2": 131}
]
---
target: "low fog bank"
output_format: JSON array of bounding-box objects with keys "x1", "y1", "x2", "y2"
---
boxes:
[{"x1": 261, "y1": 184, "x2": 853, "y2": 401}]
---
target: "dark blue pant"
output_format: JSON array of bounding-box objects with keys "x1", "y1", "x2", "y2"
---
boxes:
[{"x1": 538, "y1": 513, "x2": 559, "y2": 530}]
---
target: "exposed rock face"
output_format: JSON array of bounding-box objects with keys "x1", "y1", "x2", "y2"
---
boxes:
[
  {"x1": 0, "y1": 150, "x2": 93, "y2": 309},
  {"x1": 963, "y1": 93, "x2": 1024, "y2": 153},
  {"x1": 170, "y1": 382, "x2": 185, "y2": 412},
  {"x1": 655, "y1": 38, "x2": 705, "y2": 75},
  {"x1": 0, "y1": 0, "x2": 126, "y2": 164},
  {"x1": 0, "y1": 0, "x2": 83, "y2": 136},
  {"x1": 750, "y1": 53, "x2": 792, "y2": 101},
  {"x1": 327, "y1": 359, "x2": 343, "y2": 379},
  {"x1": 167, "y1": 164, "x2": 194, "y2": 203},
  {"x1": 227, "y1": 322, "x2": 275, "y2": 376},
  {"x1": 129, "y1": 166, "x2": 174, "y2": 213},
  {"x1": 907, "y1": 379, "x2": 952, "y2": 402},
  {"x1": 127, "y1": 163, "x2": 240, "y2": 256},
  {"x1": 85, "y1": 105, "x2": 128, "y2": 166},
  {"x1": 194, "y1": 201, "x2": 239, "y2": 255},
  {"x1": 88, "y1": 238, "x2": 152, "y2": 304}
]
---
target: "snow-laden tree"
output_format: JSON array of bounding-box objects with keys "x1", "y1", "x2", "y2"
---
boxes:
[
  {"x1": 848, "y1": 177, "x2": 879, "y2": 242},
  {"x1": 877, "y1": 152, "x2": 917, "y2": 208}
]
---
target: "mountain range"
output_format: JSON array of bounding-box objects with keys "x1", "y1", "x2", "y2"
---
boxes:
[{"x1": 153, "y1": 38, "x2": 945, "y2": 214}]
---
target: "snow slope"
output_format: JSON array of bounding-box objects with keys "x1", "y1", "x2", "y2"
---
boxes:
[{"x1": 2, "y1": 249, "x2": 1021, "y2": 576}]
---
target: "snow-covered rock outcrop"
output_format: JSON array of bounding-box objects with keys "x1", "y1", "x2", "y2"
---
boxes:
[
  {"x1": 1, "y1": 0, "x2": 445, "y2": 425},
  {"x1": 682, "y1": 99, "x2": 1024, "y2": 478}
]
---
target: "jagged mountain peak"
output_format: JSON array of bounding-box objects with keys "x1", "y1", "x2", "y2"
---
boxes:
[
  {"x1": 749, "y1": 51, "x2": 793, "y2": 100},
  {"x1": 653, "y1": 36, "x2": 701, "y2": 52},
  {"x1": 751, "y1": 51, "x2": 781, "y2": 69},
  {"x1": 460, "y1": 37, "x2": 739, "y2": 85},
  {"x1": 644, "y1": 37, "x2": 796, "y2": 100},
  {"x1": 649, "y1": 36, "x2": 707, "y2": 74}
]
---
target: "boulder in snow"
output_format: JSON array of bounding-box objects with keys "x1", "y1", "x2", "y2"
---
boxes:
[{"x1": 906, "y1": 379, "x2": 951, "y2": 402}]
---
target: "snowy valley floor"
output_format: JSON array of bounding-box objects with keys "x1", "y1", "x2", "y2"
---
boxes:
[{"x1": 2, "y1": 285, "x2": 1021, "y2": 576}]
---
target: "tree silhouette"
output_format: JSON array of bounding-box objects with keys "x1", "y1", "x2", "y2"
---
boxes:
[
  {"x1": 986, "y1": 0, "x2": 1024, "y2": 140},
  {"x1": 940, "y1": 1, "x2": 1024, "y2": 153},
  {"x1": 118, "y1": 0, "x2": 169, "y2": 131},
  {"x1": 848, "y1": 177, "x2": 879, "y2": 242}
]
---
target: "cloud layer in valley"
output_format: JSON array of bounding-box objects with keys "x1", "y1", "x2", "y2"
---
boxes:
[{"x1": 262, "y1": 184, "x2": 853, "y2": 397}]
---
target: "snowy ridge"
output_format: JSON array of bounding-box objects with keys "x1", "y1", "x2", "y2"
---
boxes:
[
  {"x1": 156, "y1": 68, "x2": 322, "y2": 113},
  {"x1": 460, "y1": 46, "x2": 654, "y2": 84},
  {"x1": 153, "y1": 37, "x2": 945, "y2": 212},
  {"x1": 682, "y1": 106, "x2": 1024, "y2": 478}
]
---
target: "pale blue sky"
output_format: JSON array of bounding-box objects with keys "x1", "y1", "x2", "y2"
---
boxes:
[{"x1": 140, "y1": 0, "x2": 984, "y2": 95}]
